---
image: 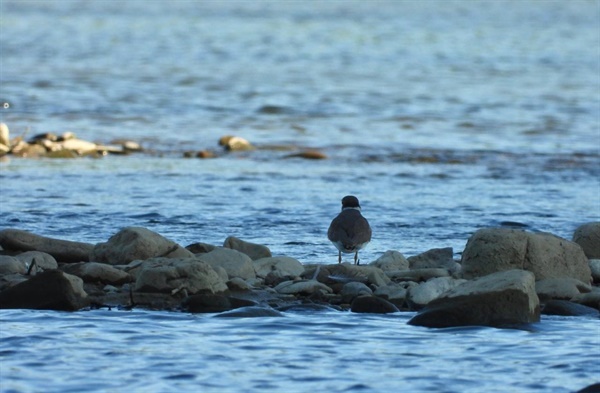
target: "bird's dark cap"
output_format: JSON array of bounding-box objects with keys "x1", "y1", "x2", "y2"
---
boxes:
[{"x1": 341, "y1": 195, "x2": 360, "y2": 208}]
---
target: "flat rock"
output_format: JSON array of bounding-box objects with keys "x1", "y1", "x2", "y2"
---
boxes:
[
  {"x1": 572, "y1": 222, "x2": 600, "y2": 259},
  {"x1": 350, "y1": 296, "x2": 399, "y2": 314},
  {"x1": 274, "y1": 280, "x2": 333, "y2": 295},
  {"x1": 90, "y1": 227, "x2": 193, "y2": 265},
  {"x1": 253, "y1": 256, "x2": 304, "y2": 278},
  {"x1": 535, "y1": 277, "x2": 591, "y2": 302},
  {"x1": 61, "y1": 262, "x2": 132, "y2": 285},
  {"x1": 461, "y1": 228, "x2": 591, "y2": 283},
  {"x1": 198, "y1": 247, "x2": 256, "y2": 280},
  {"x1": 408, "y1": 269, "x2": 540, "y2": 328},
  {"x1": 0, "y1": 229, "x2": 93, "y2": 263},
  {"x1": 325, "y1": 263, "x2": 391, "y2": 287},
  {"x1": 223, "y1": 236, "x2": 271, "y2": 260},
  {"x1": 0, "y1": 270, "x2": 89, "y2": 311},
  {"x1": 386, "y1": 268, "x2": 450, "y2": 282}
]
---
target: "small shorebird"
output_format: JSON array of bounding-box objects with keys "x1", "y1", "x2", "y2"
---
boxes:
[{"x1": 327, "y1": 195, "x2": 372, "y2": 265}]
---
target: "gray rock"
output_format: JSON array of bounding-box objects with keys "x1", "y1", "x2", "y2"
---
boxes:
[
  {"x1": 186, "y1": 242, "x2": 217, "y2": 254},
  {"x1": 0, "y1": 273, "x2": 28, "y2": 291},
  {"x1": 14, "y1": 251, "x2": 58, "y2": 274},
  {"x1": 572, "y1": 289, "x2": 600, "y2": 310},
  {"x1": 325, "y1": 263, "x2": 391, "y2": 287},
  {"x1": 181, "y1": 294, "x2": 256, "y2": 313},
  {"x1": 350, "y1": 296, "x2": 399, "y2": 314},
  {"x1": 227, "y1": 277, "x2": 253, "y2": 291},
  {"x1": 408, "y1": 247, "x2": 455, "y2": 269},
  {"x1": 253, "y1": 256, "x2": 305, "y2": 278},
  {"x1": 0, "y1": 123, "x2": 9, "y2": 146},
  {"x1": 274, "y1": 280, "x2": 333, "y2": 295},
  {"x1": 408, "y1": 269, "x2": 540, "y2": 328},
  {"x1": 373, "y1": 282, "x2": 416, "y2": 307},
  {"x1": 0, "y1": 229, "x2": 93, "y2": 263},
  {"x1": 223, "y1": 236, "x2": 271, "y2": 260},
  {"x1": 61, "y1": 262, "x2": 132, "y2": 285},
  {"x1": 340, "y1": 281, "x2": 373, "y2": 303},
  {"x1": 535, "y1": 277, "x2": 591, "y2": 302},
  {"x1": 198, "y1": 247, "x2": 256, "y2": 280},
  {"x1": 370, "y1": 250, "x2": 409, "y2": 271},
  {"x1": 589, "y1": 260, "x2": 600, "y2": 284},
  {"x1": 406, "y1": 276, "x2": 467, "y2": 310},
  {"x1": 134, "y1": 257, "x2": 227, "y2": 295},
  {"x1": 542, "y1": 300, "x2": 600, "y2": 317},
  {"x1": 0, "y1": 270, "x2": 89, "y2": 311},
  {"x1": 461, "y1": 228, "x2": 591, "y2": 283},
  {"x1": 0, "y1": 255, "x2": 26, "y2": 275},
  {"x1": 572, "y1": 222, "x2": 600, "y2": 259},
  {"x1": 90, "y1": 227, "x2": 193, "y2": 265},
  {"x1": 386, "y1": 268, "x2": 450, "y2": 282}
]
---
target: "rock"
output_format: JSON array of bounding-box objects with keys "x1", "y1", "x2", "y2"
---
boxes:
[
  {"x1": 0, "y1": 274, "x2": 28, "y2": 291},
  {"x1": 56, "y1": 138, "x2": 97, "y2": 155},
  {"x1": 0, "y1": 143, "x2": 9, "y2": 156},
  {"x1": 572, "y1": 289, "x2": 600, "y2": 310},
  {"x1": 198, "y1": 247, "x2": 256, "y2": 280},
  {"x1": 408, "y1": 247, "x2": 456, "y2": 270},
  {"x1": 0, "y1": 229, "x2": 94, "y2": 263},
  {"x1": 370, "y1": 250, "x2": 409, "y2": 271},
  {"x1": 589, "y1": 260, "x2": 600, "y2": 283},
  {"x1": 218, "y1": 135, "x2": 254, "y2": 151},
  {"x1": 0, "y1": 270, "x2": 89, "y2": 311},
  {"x1": 61, "y1": 262, "x2": 132, "y2": 285},
  {"x1": 14, "y1": 251, "x2": 58, "y2": 274},
  {"x1": 408, "y1": 269, "x2": 540, "y2": 328},
  {"x1": 223, "y1": 236, "x2": 271, "y2": 260},
  {"x1": 274, "y1": 280, "x2": 333, "y2": 295},
  {"x1": 181, "y1": 294, "x2": 256, "y2": 313},
  {"x1": 0, "y1": 123, "x2": 9, "y2": 146},
  {"x1": 572, "y1": 222, "x2": 600, "y2": 259},
  {"x1": 134, "y1": 257, "x2": 228, "y2": 295},
  {"x1": 325, "y1": 263, "x2": 391, "y2": 287},
  {"x1": 535, "y1": 278, "x2": 591, "y2": 302},
  {"x1": 0, "y1": 255, "x2": 27, "y2": 275},
  {"x1": 340, "y1": 281, "x2": 373, "y2": 303},
  {"x1": 406, "y1": 276, "x2": 468, "y2": 310},
  {"x1": 461, "y1": 228, "x2": 591, "y2": 283},
  {"x1": 542, "y1": 300, "x2": 600, "y2": 317},
  {"x1": 214, "y1": 306, "x2": 283, "y2": 318},
  {"x1": 283, "y1": 150, "x2": 327, "y2": 160},
  {"x1": 253, "y1": 256, "x2": 304, "y2": 278},
  {"x1": 227, "y1": 277, "x2": 253, "y2": 291},
  {"x1": 576, "y1": 383, "x2": 600, "y2": 393},
  {"x1": 386, "y1": 268, "x2": 450, "y2": 282},
  {"x1": 90, "y1": 227, "x2": 193, "y2": 265},
  {"x1": 350, "y1": 296, "x2": 399, "y2": 314},
  {"x1": 186, "y1": 242, "x2": 216, "y2": 254},
  {"x1": 373, "y1": 282, "x2": 416, "y2": 308}
]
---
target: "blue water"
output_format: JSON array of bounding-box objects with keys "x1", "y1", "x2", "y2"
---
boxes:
[
  {"x1": 1, "y1": 1, "x2": 599, "y2": 391},
  {"x1": 1, "y1": 309, "x2": 598, "y2": 393}
]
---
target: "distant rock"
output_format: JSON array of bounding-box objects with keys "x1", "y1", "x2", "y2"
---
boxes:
[
  {"x1": 198, "y1": 247, "x2": 256, "y2": 280},
  {"x1": 218, "y1": 135, "x2": 254, "y2": 151},
  {"x1": 572, "y1": 222, "x2": 600, "y2": 259},
  {"x1": 350, "y1": 296, "x2": 399, "y2": 314},
  {"x1": 90, "y1": 227, "x2": 193, "y2": 265},
  {"x1": 274, "y1": 280, "x2": 333, "y2": 295},
  {"x1": 0, "y1": 270, "x2": 89, "y2": 311},
  {"x1": 370, "y1": 250, "x2": 409, "y2": 271},
  {"x1": 223, "y1": 236, "x2": 271, "y2": 260},
  {"x1": 283, "y1": 150, "x2": 327, "y2": 160},
  {"x1": 0, "y1": 123, "x2": 9, "y2": 146},
  {"x1": 134, "y1": 257, "x2": 227, "y2": 295},
  {"x1": 408, "y1": 269, "x2": 540, "y2": 328},
  {"x1": 214, "y1": 306, "x2": 283, "y2": 318},
  {"x1": 0, "y1": 229, "x2": 93, "y2": 263},
  {"x1": 461, "y1": 228, "x2": 591, "y2": 283}
]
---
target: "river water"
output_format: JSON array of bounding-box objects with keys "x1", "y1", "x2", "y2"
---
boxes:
[{"x1": 0, "y1": 0, "x2": 599, "y2": 392}]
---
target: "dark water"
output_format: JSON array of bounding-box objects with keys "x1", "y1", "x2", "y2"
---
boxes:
[{"x1": 0, "y1": 1, "x2": 599, "y2": 391}]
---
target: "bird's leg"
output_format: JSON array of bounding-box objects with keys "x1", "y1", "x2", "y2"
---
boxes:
[
  {"x1": 338, "y1": 251, "x2": 342, "y2": 264},
  {"x1": 354, "y1": 252, "x2": 359, "y2": 265}
]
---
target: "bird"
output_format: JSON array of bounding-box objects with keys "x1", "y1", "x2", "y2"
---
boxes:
[{"x1": 327, "y1": 195, "x2": 372, "y2": 265}]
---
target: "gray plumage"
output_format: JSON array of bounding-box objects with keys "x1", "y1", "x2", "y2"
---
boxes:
[{"x1": 327, "y1": 195, "x2": 372, "y2": 264}]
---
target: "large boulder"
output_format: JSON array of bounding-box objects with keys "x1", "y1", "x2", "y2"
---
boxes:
[
  {"x1": 408, "y1": 269, "x2": 540, "y2": 328},
  {"x1": 14, "y1": 251, "x2": 58, "y2": 274},
  {"x1": 0, "y1": 255, "x2": 27, "y2": 275},
  {"x1": 461, "y1": 228, "x2": 591, "y2": 283},
  {"x1": 198, "y1": 247, "x2": 256, "y2": 280},
  {"x1": 134, "y1": 257, "x2": 227, "y2": 294},
  {"x1": 572, "y1": 222, "x2": 600, "y2": 259},
  {"x1": 406, "y1": 276, "x2": 467, "y2": 310},
  {"x1": 408, "y1": 247, "x2": 456, "y2": 270},
  {"x1": 223, "y1": 236, "x2": 271, "y2": 260},
  {"x1": 0, "y1": 229, "x2": 93, "y2": 263},
  {"x1": 90, "y1": 227, "x2": 193, "y2": 265},
  {"x1": 253, "y1": 256, "x2": 304, "y2": 278},
  {"x1": 535, "y1": 278, "x2": 591, "y2": 302},
  {"x1": 0, "y1": 270, "x2": 89, "y2": 311}
]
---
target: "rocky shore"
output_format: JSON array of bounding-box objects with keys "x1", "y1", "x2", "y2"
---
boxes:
[{"x1": 0, "y1": 222, "x2": 598, "y2": 328}]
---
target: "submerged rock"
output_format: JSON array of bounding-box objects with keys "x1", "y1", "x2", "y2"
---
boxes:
[
  {"x1": 408, "y1": 269, "x2": 540, "y2": 328},
  {"x1": 350, "y1": 296, "x2": 399, "y2": 314},
  {"x1": 181, "y1": 294, "x2": 256, "y2": 313},
  {"x1": 542, "y1": 300, "x2": 600, "y2": 317}
]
